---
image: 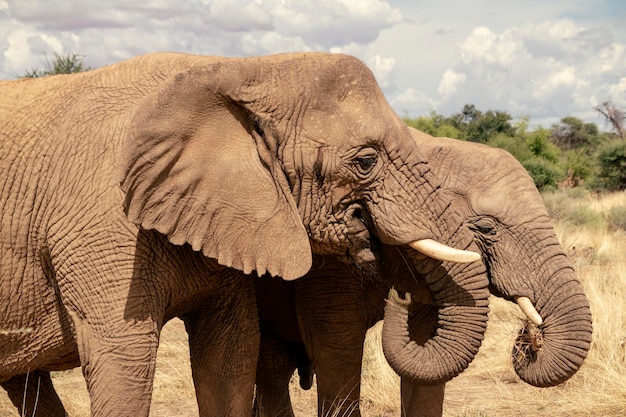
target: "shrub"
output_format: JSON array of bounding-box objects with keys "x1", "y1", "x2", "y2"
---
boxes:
[
  {"x1": 606, "y1": 205, "x2": 626, "y2": 231},
  {"x1": 522, "y1": 157, "x2": 565, "y2": 191},
  {"x1": 486, "y1": 134, "x2": 532, "y2": 162},
  {"x1": 563, "y1": 148, "x2": 596, "y2": 187},
  {"x1": 596, "y1": 140, "x2": 626, "y2": 191},
  {"x1": 563, "y1": 205, "x2": 606, "y2": 228}
]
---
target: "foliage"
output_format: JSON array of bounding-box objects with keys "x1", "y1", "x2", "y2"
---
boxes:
[
  {"x1": 563, "y1": 148, "x2": 596, "y2": 187},
  {"x1": 448, "y1": 104, "x2": 515, "y2": 143},
  {"x1": 403, "y1": 111, "x2": 462, "y2": 139},
  {"x1": 485, "y1": 133, "x2": 532, "y2": 162},
  {"x1": 521, "y1": 157, "x2": 565, "y2": 191},
  {"x1": 525, "y1": 127, "x2": 561, "y2": 162},
  {"x1": 550, "y1": 116, "x2": 604, "y2": 151},
  {"x1": 20, "y1": 52, "x2": 92, "y2": 78},
  {"x1": 595, "y1": 139, "x2": 626, "y2": 191}
]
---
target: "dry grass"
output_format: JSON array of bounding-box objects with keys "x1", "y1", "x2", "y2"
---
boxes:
[{"x1": 1, "y1": 191, "x2": 625, "y2": 416}]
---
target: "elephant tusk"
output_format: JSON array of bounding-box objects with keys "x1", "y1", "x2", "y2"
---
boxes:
[
  {"x1": 515, "y1": 296, "x2": 543, "y2": 326},
  {"x1": 409, "y1": 239, "x2": 481, "y2": 263}
]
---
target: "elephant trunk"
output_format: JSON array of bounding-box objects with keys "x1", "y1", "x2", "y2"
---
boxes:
[
  {"x1": 512, "y1": 264, "x2": 592, "y2": 387},
  {"x1": 382, "y1": 260, "x2": 490, "y2": 384}
]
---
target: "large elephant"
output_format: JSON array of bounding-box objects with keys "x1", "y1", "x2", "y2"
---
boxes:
[
  {"x1": 0, "y1": 53, "x2": 480, "y2": 417},
  {"x1": 253, "y1": 127, "x2": 593, "y2": 417}
]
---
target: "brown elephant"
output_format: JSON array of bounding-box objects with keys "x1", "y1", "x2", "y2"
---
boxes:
[
  {"x1": 0, "y1": 53, "x2": 480, "y2": 416},
  {"x1": 252, "y1": 127, "x2": 593, "y2": 417}
]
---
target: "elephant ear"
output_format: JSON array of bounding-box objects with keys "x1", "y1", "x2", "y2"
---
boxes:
[{"x1": 114, "y1": 63, "x2": 311, "y2": 280}]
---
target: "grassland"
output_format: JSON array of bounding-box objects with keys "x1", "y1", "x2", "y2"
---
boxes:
[{"x1": 1, "y1": 190, "x2": 625, "y2": 416}]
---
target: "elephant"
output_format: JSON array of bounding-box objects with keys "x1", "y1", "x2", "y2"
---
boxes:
[
  {"x1": 0, "y1": 52, "x2": 481, "y2": 417},
  {"x1": 251, "y1": 127, "x2": 594, "y2": 417}
]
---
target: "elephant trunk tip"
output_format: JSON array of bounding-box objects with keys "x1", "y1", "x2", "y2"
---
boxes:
[{"x1": 512, "y1": 320, "x2": 544, "y2": 368}]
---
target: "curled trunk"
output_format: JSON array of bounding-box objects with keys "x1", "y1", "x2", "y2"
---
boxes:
[
  {"x1": 512, "y1": 267, "x2": 592, "y2": 387},
  {"x1": 382, "y1": 260, "x2": 490, "y2": 384}
]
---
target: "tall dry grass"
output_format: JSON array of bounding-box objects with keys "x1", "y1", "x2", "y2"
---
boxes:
[{"x1": 1, "y1": 191, "x2": 624, "y2": 416}]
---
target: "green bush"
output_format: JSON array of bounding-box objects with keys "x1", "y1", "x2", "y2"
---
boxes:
[
  {"x1": 606, "y1": 205, "x2": 626, "y2": 231},
  {"x1": 563, "y1": 148, "x2": 596, "y2": 187},
  {"x1": 522, "y1": 157, "x2": 565, "y2": 191},
  {"x1": 563, "y1": 206, "x2": 606, "y2": 228},
  {"x1": 596, "y1": 140, "x2": 626, "y2": 191},
  {"x1": 486, "y1": 134, "x2": 532, "y2": 162}
]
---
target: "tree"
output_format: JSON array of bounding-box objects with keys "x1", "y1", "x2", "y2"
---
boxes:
[
  {"x1": 595, "y1": 100, "x2": 625, "y2": 139},
  {"x1": 596, "y1": 139, "x2": 626, "y2": 191},
  {"x1": 20, "y1": 52, "x2": 92, "y2": 78},
  {"x1": 404, "y1": 110, "x2": 462, "y2": 139},
  {"x1": 448, "y1": 105, "x2": 515, "y2": 143},
  {"x1": 550, "y1": 117, "x2": 603, "y2": 151}
]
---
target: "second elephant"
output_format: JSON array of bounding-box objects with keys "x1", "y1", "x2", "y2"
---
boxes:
[{"x1": 252, "y1": 127, "x2": 593, "y2": 417}]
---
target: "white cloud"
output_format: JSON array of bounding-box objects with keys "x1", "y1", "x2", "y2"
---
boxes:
[
  {"x1": 391, "y1": 87, "x2": 437, "y2": 116},
  {"x1": 209, "y1": 0, "x2": 272, "y2": 32},
  {"x1": 366, "y1": 54, "x2": 396, "y2": 88},
  {"x1": 438, "y1": 69, "x2": 466, "y2": 98},
  {"x1": 1, "y1": 0, "x2": 625, "y2": 128},
  {"x1": 428, "y1": 18, "x2": 626, "y2": 125}
]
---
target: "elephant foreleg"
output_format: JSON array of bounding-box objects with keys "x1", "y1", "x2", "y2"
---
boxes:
[
  {"x1": 254, "y1": 329, "x2": 298, "y2": 417},
  {"x1": 400, "y1": 380, "x2": 445, "y2": 417},
  {"x1": 1, "y1": 370, "x2": 67, "y2": 417},
  {"x1": 71, "y1": 310, "x2": 159, "y2": 417},
  {"x1": 183, "y1": 276, "x2": 260, "y2": 417}
]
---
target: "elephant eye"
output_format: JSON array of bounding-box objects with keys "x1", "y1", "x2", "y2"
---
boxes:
[
  {"x1": 353, "y1": 148, "x2": 378, "y2": 176},
  {"x1": 473, "y1": 219, "x2": 496, "y2": 235}
]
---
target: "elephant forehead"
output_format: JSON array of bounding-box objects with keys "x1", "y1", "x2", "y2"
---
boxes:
[
  {"x1": 299, "y1": 108, "x2": 391, "y2": 148},
  {"x1": 472, "y1": 179, "x2": 550, "y2": 224}
]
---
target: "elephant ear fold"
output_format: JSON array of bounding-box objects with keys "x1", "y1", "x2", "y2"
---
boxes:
[{"x1": 113, "y1": 66, "x2": 311, "y2": 280}]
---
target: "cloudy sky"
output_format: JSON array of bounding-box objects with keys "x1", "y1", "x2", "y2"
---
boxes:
[{"x1": 1, "y1": 0, "x2": 625, "y2": 128}]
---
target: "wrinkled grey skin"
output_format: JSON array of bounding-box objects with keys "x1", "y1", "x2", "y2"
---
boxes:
[
  {"x1": 0, "y1": 53, "x2": 462, "y2": 417},
  {"x1": 252, "y1": 128, "x2": 593, "y2": 417}
]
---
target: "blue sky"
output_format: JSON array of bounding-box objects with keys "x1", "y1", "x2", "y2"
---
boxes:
[{"x1": 1, "y1": 0, "x2": 624, "y2": 128}]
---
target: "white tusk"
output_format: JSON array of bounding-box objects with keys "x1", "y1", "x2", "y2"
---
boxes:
[
  {"x1": 409, "y1": 239, "x2": 481, "y2": 263},
  {"x1": 515, "y1": 296, "x2": 543, "y2": 326}
]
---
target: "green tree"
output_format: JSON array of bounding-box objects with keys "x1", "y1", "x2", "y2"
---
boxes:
[
  {"x1": 20, "y1": 52, "x2": 92, "y2": 78},
  {"x1": 563, "y1": 148, "x2": 595, "y2": 187},
  {"x1": 595, "y1": 139, "x2": 626, "y2": 191},
  {"x1": 522, "y1": 157, "x2": 565, "y2": 191},
  {"x1": 448, "y1": 105, "x2": 515, "y2": 143},
  {"x1": 404, "y1": 110, "x2": 462, "y2": 139},
  {"x1": 525, "y1": 127, "x2": 560, "y2": 163},
  {"x1": 550, "y1": 117, "x2": 603, "y2": 151}
]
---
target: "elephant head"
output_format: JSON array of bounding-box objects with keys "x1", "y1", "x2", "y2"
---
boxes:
[
  {"x1": 115, "y1": 53, "x2": 478, "y2": 281},
  {"x1": 383, "y1": 128, "x2": 592, "y2": 388}
]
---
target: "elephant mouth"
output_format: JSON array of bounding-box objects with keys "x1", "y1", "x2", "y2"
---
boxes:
[
  {"x1": 347, "y1": 202, "x2": 481, "y2": 266},
  {"x1": 344, "y1": 203, "x2": 379, "y2": 268}
]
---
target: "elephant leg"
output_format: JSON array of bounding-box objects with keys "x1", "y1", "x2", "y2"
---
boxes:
[
  {"x1": 312, "y1": 344, "x2": 364, "y2": 417},
  {"x1": 1, "y1": 370, "x2": 67, "y2": 417},
  {"x1": 183, "y1": 276, "x2": 259, "y2": 417},
  {"x1": 253, "y1": 328, "x2": 298, "y2": 417},
  {"x1": 400, "y1": 380, "x2": 445, "y2": 417},
  {"x1": 73, "y1": 317, "x2": 159, "y2": 417},
  {"x1": 401, "y1": 303, "x2": 445, "y2": 417}
]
